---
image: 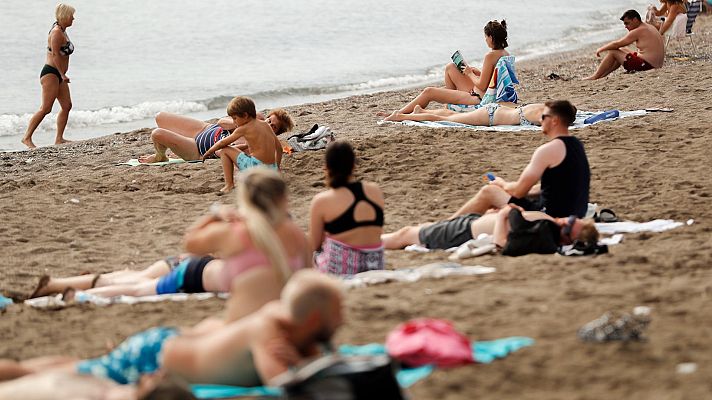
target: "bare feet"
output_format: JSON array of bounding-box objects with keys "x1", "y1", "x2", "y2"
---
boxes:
[
  {"x1": 582, "y1": 76, "x2": 598, "y2": 81},
  {"x1": 375, "y1": 111, "x2": 391, "y2": 118},
  {"x1": 55, "y1": 138, "x2": 73, "y2": 145},
  {"x1": 138, "y1": 153, "x2": 169, "y2": 164},
  {"x1": 220, "y1": 185, "x2": 234, "y2": 193},
  {"x1": 21, "y1": 137, "x2": 36, "y2": 149},
  {"x1": 383, "y1": 112, "x2": 404, "y2": 122}
]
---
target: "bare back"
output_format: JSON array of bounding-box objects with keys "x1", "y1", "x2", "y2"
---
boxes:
[{"x1": 241, "y1": 119, "x2": 280, "y2": 164}]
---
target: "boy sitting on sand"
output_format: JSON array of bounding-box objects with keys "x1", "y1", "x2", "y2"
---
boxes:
[{"x1": 201, "y1": 96, "x2": 282, "y2": 192}]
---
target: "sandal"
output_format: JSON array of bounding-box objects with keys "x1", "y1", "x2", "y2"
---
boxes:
[
  {"x1": 594, "y1": 208, "x2": 618, "y2": 223},
  {"x1": 29, "y1": 275, "x2": 51, "y2": 299}
]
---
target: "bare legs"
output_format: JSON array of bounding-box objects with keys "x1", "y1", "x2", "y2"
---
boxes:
[
  {"x1": 395, "y1": 87, "x2": 479, "y2": 114},
  {"x1": 139, "y1": 112, "x2": 208, "y2": 163},
  {"x1": 219, "y1": 146, "x2": 242, "y2": 192},
  {"x1": 54, "y1": 81, "x2": 73, "y2": 144},
  {"x1": 583, "y1": 50, "x2": 628, "y2": 80},
  {"x1": 444, "y1": 62, "x2": 476, "y2": 91},
  {"x1": 381, "y1": 225, "x2": 429, "y2": 249},
  {"x1": 450, "y1": 185, "x2": 512, "y2": 219},
  {"x1": 22, "y1": 76, "x2": 61, "y2": 149}
]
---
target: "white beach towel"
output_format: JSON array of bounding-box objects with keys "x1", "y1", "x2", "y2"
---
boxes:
[
  {"x1": 378, "y1": 110, "x2": 648, "y2": 132},
  {"x1": 24, "y1": 291, "x2": 228, "y2": 309},
  {"x1": 595, "y1": 219, "x2": 690, "y2": 235},
  {"x1": 343, "y1": 262, "x2": 495, "y2": 289}
]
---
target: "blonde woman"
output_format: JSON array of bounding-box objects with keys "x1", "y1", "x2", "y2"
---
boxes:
[
  {"x1": 44, "y1": 168, "x2": 309, "y2": 319},
  {"x1": 22, "y1": 3, "x2": 76, "y2": 149}
]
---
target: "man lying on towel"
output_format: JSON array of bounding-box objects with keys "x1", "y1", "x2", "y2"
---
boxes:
[
  {"x1": 451, "y1": 100, "x2": 590, "y2": 219},
  {"x1": 0, "y1": 271, "x2": 343, "y2": 389},
  {"x1": 382, "y1": 204, "x2": 599, "y2": 255}
]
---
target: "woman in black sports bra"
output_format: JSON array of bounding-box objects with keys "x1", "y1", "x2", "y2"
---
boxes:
[
  {"x1": 22, "y1": 3, "x2": 76, "y2": 149},
  {"x1": 309, "y1": 140, "x2": 386, "y2": 276}
]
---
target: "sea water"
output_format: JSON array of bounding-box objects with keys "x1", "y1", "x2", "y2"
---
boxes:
[{"x1": 0, "y1": 0, "x2": 649, "y2": 151}]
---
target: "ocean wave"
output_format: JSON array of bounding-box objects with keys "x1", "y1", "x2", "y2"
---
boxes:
[{"x1": 0, "y1": 100, "x2": 208, "y2": 138}]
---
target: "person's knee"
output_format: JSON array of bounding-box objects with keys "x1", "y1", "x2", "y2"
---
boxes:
[
  {"x1": 155, "y1": 111, "x2": 171, "y2": 125},
  {"x1": 444, "y1": 62, "x2": 458, "y2": 75},
  {"x1": 479, "y1": 184, "x2": 504, "y2": 200},
  {"x1": 37, "y1": 105, "x2": 53, "y2": 116},
  {"x1": 422, "y1": 87, "x2": 436, "y2": 96},
  {"x1": 151, "y1": 128, "x2": 167, "y2": 143},
  {"x1": 61, "y1": 101, "x2": 72, "y2": 112}
]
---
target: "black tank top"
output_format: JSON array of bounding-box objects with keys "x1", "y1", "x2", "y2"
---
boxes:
[
  {"x1": 323, "y1": 182, "x2": 384, "y2": 234},
  {"x1": 540, "y1": 136, "x2": 590, "y2": 218}
]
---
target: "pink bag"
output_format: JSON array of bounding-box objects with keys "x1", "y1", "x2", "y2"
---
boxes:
[{"x1": 385, "y1": 318, "x2": 474, "y2": 368}]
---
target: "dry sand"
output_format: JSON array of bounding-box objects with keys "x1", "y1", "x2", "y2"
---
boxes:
[{"x1": 2, "y1": 17, "x2": 712, "y2": 399}]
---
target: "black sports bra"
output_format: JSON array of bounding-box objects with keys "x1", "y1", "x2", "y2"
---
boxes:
[
  {"x1": 323, "y1": 181, "x2": 384, "y2": 234},
  {"x1": 47, "y1": 22, "x2": 74, "y2": 56}
]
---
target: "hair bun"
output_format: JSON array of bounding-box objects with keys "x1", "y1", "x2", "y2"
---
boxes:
[{"x1": 500, "y1": 20, "x2": 507, "y2": 30}]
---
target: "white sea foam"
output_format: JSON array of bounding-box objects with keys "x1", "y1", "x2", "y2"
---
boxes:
[{"x1": 0, "y1": 100, "x2": 207, "y2": 138}]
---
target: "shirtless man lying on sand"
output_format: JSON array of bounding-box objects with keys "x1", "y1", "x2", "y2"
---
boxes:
[
  {"x1": 583, "y1": 9, "x2": 664, "y2": 80},
  {"x1": 138, "y1": 106, "x2": 293, "y2": 164},
  {"x1": 1, "y1": 270, "x2": 343, "y2": 391},
  {"x1": 381, "y1": 103, "x2": 544, "y2": 126}
]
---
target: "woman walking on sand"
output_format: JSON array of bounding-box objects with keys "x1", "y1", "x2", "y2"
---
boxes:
[{"x1": 22, "y1": 3, "x2": 76, "y2": 149}]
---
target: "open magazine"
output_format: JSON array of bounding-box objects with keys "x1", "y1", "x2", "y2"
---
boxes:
[{"x1": 451, "y1": 50, "x2": 467, "y2": 72}]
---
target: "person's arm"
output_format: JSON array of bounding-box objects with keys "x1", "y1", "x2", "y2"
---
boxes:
[
  {"x1": 659, "y1": 8, "x2": 681, "y2": 34},
  {"x1": 217, "y1": 117, "x2": 237, "y2": 131},
  {"x1": 273, "y1": 134, "x2": 283, "y2": 167},
  {"x1": 183, "y1": 219, "x2": 242, "y2": 256},
  {"x1": 491, "y1": 144, "x2": 557, "y2": 198},
  {"x1": 595, "y1": 30, "x2": 640, "y2": 56},
  {"x1": 202, "y1": 128, "x2": 245, "y2": 160},
  {"x1": 470, "y1": 52, "x2": 498, "y2": 93},
  {"x1": 308, "y1": 195, "x2": 326, "y2": 252},
  {"x1": 492, "y1": 206, "x2": 512, "y2": 248},
  {"x1": 49, "y1": 30, "x2": 69, "y2": 81}
]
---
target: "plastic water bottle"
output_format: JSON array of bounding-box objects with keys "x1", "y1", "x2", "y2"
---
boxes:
[
  {"x1": 584, "y1": 110, "x2": 619, "y2": 124},
  {"x1": 482, "y1": 172, "x2": 496, "y2": 183}
]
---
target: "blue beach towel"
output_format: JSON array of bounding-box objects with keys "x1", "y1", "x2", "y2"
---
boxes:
[
  {"x1": 191, "y1": 337, "x2": 534, "y2": 399},
  {"x1": 448, "y1": 55, "x2": 519, "y2": 112},
  {"x1": 0, "y1": 295, "x2": 12, "y2": 310}
]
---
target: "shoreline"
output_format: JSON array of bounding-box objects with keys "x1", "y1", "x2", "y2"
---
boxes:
[
  {"x1": 2, "y1": 23, "x2": 642, "y2": 153},
  {"x1": 1, "y1": 16, "x2": 712, "y2": 400}
]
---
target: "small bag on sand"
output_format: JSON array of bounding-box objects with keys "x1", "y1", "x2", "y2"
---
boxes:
[{"x1": 386, "y1": 318, "x2": 473, "y2": 368}]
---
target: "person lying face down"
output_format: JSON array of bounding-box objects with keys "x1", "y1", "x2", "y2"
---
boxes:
[
  {"x1": 4, "y1": 270, "x2": 344, "y2": 390},
  {"x1": 382, "y1": 205, "x2": 599, "y2": 255},
  {"x1": 382, "y1": 103, "x2": 545, "y2": 127}
]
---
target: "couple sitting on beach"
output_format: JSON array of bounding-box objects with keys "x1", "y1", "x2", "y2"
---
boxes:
[
  {"x1": 382, "y1": 100, "x2": 599, "y2": 254},
  {"x1": 2, "y1": 270, "x2": 345, "y2": 400},
  {"x1": 139, "y1": 96, "x2": 294, "y2": 192}
]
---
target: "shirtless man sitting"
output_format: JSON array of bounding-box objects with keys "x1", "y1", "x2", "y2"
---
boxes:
[
  {"x1": 138, "y1": 107, "x2": 293, "y2": 164},
  {"x1": 2, "y1": 270, "x2": 344, "y2": 389},
  {"x1": 583, "y1": 9, "x2": 664, "y2": 80},
  {"x1": 451, "y1": 100, "x2": 590, "y2": 219}
]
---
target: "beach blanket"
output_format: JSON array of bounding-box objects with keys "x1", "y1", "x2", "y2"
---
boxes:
[
  {"x1": 342, "y1": 262, "x2": 495, "y2": 289},
  {"x1": 118, "y1": 158, "x2": 202, "y2": 167},
  {"x1": 24, "y1": 292, "x2": 226, "y2": 309},
  {"x1": 0, "y1": 295, "x2": 12, "y2": 310},
  {"x1": 595, "y1": 219, "x2": 692, "y2": 235},
  {"x1": 378, "y1": 110, "x2": 648, "y2": 132},
  {"x1": 190, "y1": 338, "x2": 534, "y2": 398}
]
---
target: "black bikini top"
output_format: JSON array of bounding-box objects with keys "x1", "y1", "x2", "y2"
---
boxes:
[
  {"x1": 324, "y1": 181, "x2": 384, "y2": 234},
  {"x1": 47, "y1": 22, "x2": 74, "y2": 56}
]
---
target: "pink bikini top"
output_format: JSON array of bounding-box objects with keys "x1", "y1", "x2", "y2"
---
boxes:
[{"x1": 221, "y1": 223, "x2": 304, "y2": 289}]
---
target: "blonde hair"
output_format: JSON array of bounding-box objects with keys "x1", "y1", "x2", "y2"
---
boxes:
[
  {"x1": 577, "y1": 219, "x2": 600, "y2": 246},
  {"x1": 227, "y1": 96, "x2": 257, "y2": 119},
  {"x1": 268, "y1": 108, "x2": 294, "y2": 134},
  {"x1": 236, "y1": 168, "x2": 291, "y2": 282},
  {"x1": 282, "y1": 270, "x2": 344, "y2": 323},
  {"x1": 55, "y1": 3, "x2": 75, "y2": 24}
]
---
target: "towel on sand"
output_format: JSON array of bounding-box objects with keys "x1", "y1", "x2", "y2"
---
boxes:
[
  {"x1": 190, "y1": 338, "x2": 534, "y2": 398},
  {"x1": 595, "y1": 219, "x2": 690, "y2": 235},
  {"x1": 379, "y1": 110, "x2": 648, "y2": 132},
  {"x1": 118, "y1": 158, "x2": 202, "y2": 166}
]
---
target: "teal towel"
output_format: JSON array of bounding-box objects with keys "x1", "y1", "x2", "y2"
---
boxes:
[
  {"x1": 118, "y1": 158, "x2": 203, "y2": 167},
  {"x1": 0, "y1": 295, "x2": 12, "y2": 310},
  {"x1": 191, "y1": 337, "x2": 533, "y2": 398}
]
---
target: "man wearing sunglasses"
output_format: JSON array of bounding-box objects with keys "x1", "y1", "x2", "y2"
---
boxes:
[{"x1": 451, "y1": 100, "x2": 590, "y2": 219}]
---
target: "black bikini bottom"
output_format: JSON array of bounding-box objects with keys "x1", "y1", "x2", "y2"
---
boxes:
[{"x1": 40, "y1": 64, "x2": 62, "y2": 82}]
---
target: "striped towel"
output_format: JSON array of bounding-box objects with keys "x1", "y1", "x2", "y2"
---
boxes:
[{"x1": 448, "y1": 55, "x2": 519, "y2": 112}]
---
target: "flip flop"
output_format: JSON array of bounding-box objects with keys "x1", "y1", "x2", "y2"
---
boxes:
[
  {"x1": 594, "y1": 208, "x2": 618, "y2": 223},
  {"x1": 29, "y1": 275, "x2": 51, "y2": 299}
]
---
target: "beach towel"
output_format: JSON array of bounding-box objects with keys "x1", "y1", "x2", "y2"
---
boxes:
[
  {"x1": 190, "y1": 338, "x2": 534, "y2": 398},
  {"x1": 24, "y1": 292, "x2": 226, "y2": 310},
  {"x1": 342, "y1": 262, "x2": 495, "y2": 289},
  {"x1": 0, "y1": 295, "x2": 12, "y2": 310},
  {"x1": 687, "y1": 0, "x2": 702, "y2": 34},
  {"x1": 378, "y1": 110, "x2": 648, "y2": 132},
  {"x1": 118, "y1": 158, "x2": 202, "y2": 167},
  {"x1": 595, "y1": 219, "x2": 691, "y2": 235}
]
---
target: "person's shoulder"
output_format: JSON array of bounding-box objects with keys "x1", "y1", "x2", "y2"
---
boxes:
[{"x1": 361, "y1": 180, "x2": 383, "y2": 193}]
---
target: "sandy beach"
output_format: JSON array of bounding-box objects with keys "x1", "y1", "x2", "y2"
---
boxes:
[{"x1": 2, "y1": 17, "x2": 712, "y2": 399}]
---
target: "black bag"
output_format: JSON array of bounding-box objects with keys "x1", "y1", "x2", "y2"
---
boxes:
[
  {"x1": 274, "y1": 354, "x2": 405, "y2": 400},
  {"x1": 501, "y1": 209, "x2": 560, "y2": 257}
]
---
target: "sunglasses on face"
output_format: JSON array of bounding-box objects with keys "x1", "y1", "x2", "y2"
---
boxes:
[{"x1": 540, "y1": 113, "x2": 553, "y2": 121}]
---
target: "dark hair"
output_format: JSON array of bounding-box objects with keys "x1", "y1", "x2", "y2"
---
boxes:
[
  {"x1": 544, "y1": 100, "x2": 577, "y2": 126},
  {"x1": 325, "y1": 140, "x2": 355, "y2": 188},
  {"x1": 484, "y1": 20, "x2": 508, "y2": 49},
  {"x1": 620, "y1": 9, "x2": 642, "y2": 21}
]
